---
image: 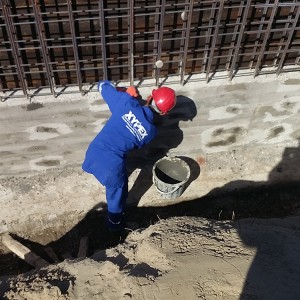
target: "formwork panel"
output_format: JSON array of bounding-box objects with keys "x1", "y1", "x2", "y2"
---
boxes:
[{"x1": 0, "y1": 0, "x2": 299, "y2": 98}]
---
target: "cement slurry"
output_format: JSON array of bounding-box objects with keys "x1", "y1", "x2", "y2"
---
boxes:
[{"x1": 0, "y1": 71, "x2": 300, "y2": 237}]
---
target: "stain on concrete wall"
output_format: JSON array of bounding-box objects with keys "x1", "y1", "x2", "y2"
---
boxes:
[{"x1": 26, "y1": 123, "x2": 72, "y2": 140}]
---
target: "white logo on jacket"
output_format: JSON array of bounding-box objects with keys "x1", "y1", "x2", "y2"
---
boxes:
[{"x1": 122, "y1": 111, "x2": 148, "y2": 141}]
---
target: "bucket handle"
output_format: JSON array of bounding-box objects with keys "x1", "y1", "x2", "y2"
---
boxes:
[{"x1": 153, "y1": 176, "x2": 181, "y2": 195}]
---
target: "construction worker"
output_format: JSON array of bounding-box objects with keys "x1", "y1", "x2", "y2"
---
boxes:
[{"x1": 82, "y1": 80, "x2": 176, "y2": 232}]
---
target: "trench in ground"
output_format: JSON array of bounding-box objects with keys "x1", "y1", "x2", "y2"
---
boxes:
[{"x1": 1, "y1": 182, "x2": 300, "y2": 278}]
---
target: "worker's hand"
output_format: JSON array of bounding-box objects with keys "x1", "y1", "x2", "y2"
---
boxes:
[{"x1": 126, "y1": 86, "x2": 138, "y2": 98}]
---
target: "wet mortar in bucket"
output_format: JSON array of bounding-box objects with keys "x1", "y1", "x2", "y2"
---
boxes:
[{"x1": 153, "y1": 156, "x2": 191, "y2": 199}]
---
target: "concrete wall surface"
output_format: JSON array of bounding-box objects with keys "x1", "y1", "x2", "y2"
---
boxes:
[{"x1": 0, "y1": 71, "x2": 300, "y2": 237}]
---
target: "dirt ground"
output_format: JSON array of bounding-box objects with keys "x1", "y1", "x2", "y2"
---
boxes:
[{"x1": 1, "y1": 180, "x2": 300, "y2": 300}]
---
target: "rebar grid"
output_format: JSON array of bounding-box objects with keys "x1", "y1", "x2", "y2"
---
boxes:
[{"x1": 0, "y1": 0, "x2": 299, "y2": 99}]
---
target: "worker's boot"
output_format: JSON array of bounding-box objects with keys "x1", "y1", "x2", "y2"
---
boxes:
[{"x1": 106, "y1": 212, "x2": 125, "y2": 233}]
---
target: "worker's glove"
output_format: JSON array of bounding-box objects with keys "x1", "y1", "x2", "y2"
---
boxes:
[{"x1": 126, "y1": 86, "x2": 138, "y2": 98}]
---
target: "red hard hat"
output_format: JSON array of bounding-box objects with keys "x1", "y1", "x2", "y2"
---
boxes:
[{"x1": 152, "y1": 87, "x2": 176, "y2": 114}]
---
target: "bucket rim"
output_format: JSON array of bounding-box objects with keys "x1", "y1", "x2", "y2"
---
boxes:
[
  {"x1": 153, "y1": 155, "x2": 190, "y2": 167},
  {"x1": 152, "y1": 155, "x2": 191, "y2": 185}
]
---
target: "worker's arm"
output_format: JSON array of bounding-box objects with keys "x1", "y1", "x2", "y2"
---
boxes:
[
  {"x1": 98, "y1": 80, "x2": 139, "y2": 112},
  {"x1": 98, "y1": 80, "x2": 122, "y2": 112},
  {"x1": 116, "y1": 86, "x2": 139, "y2": 98}
]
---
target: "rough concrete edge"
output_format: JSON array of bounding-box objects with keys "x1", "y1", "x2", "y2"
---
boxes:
[{"x1": 1, "y1": 69, "x2": 300, "y2": 107}]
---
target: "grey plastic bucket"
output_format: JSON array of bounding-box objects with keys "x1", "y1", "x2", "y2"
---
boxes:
[{"x1": 152, "y1": 156, "x2": 190, "y2": 199}]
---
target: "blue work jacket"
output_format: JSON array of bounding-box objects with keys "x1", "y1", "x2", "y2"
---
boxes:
[{"x1": 82, "y1": 81, "x2": 157, "y2": 188}]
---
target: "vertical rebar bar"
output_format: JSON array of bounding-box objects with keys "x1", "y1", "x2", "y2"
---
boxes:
[
  {"x1": 180, "y1": 0, "x2": 194, "y2": 85},
  {"x1": 225, "y1": 1, "x2": 245, "y2": 71},
  {"x1": 273, "y1": 1, "x2": 296, "y2": 67},
  {"x1": 128, "y1": 0, "x2": 134, "y2": 85},
  {"x1": 254, "y1": 0, "x2": 280, "y2": 77},
  {"x1": 155, "y1": 0, "x2": 166, "y2": 86},
  {"x1": 1, "y1": 1, "x2": 29, "y2": 97},
  {"x1": 276, "y1": 5, "x2": 300, "y2": 76},
  {"x1": 67, "y1": 0, "x2": 83, "y2": 92},
  {"x1": 229, "y1": 1, "x2": 251, "y2": 80},
  {"x1": 99, "y1": 0, "x2": 107, "y2": 80},
  {"x1": 202, "y1": 1, "x2": 217, "y2": 73},
  {"x1": 206, "y1": 0, "x2": 224, "y2": 82},
  {"x1": 296, "y1": 52, "x2": 300, "y2": 65},
  {"x1": 178, "y1": 2, "x2": 189, "y2": 75},
  {"x1": 153, "y1": 0, "x2": 160, "y2": 80},
  {"x1": 249, "y1": 0, "x2": 270, "y2": 69},
  {"x1": 32, "y1": 0, "x2": 56, "y2": 96}
]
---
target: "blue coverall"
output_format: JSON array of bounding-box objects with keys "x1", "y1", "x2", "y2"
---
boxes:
[{"x1": 82, "y1": 81, "x2": 157, "y2": 230}]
